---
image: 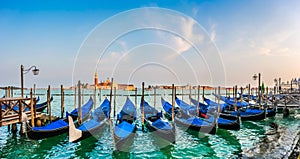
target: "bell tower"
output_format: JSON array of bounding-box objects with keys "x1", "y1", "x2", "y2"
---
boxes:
[{"x1": 94, "y1": 71, "x2": 98, "y2": 86}]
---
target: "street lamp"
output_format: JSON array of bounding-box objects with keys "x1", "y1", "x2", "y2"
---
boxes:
[
  {"x1": 253, "y1": 73, "x2": 261, "y2": 106},
  {"x1": 21, "y1": 65, "x2": 39, "y2": 97}
]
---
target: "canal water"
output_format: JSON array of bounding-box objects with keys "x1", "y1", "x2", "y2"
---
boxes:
[{"x1": 0, "y1": 89, "x2": 299, "y2": 158}]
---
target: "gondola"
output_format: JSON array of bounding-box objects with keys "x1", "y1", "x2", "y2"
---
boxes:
[
  {"x1": 26, "y1": 97, "x2": 94, "y2": 140},
  {"x1": 141, "y1": 100, "x2": 175, "y2": 144},
  {"x1": 113, "y1": 97, "x2": 137, "y2": 151},
  {"x1": 69, "y1": 98, "x2": 110, "y2": 142},
  {"x1": 176, "y1": 97, "x2": 240, "y2": 131},
  {"x1": 161, "y1": 97, "x2": 216, "y2": 135},
  {"x1": 215, "y1": 94, "x2": 250, "y2": 107},
  {"x1": 203, "y1": 97, "x2": 266, "y2": 121}
]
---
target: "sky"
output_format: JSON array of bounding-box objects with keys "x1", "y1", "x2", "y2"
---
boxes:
[{"x1": 1, "y1": 0, "x2": 300, "y2": 88}]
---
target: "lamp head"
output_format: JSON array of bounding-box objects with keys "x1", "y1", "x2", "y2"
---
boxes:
[
  {"x1": 32, "y1": 68, "x2": 39, "y2": 75},
  {"x1": 253, "y1": 74, "x2": 258, "y2": 80}
]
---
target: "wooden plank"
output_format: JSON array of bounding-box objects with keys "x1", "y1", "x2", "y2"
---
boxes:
[
  {"x1": 1, "y1": 113, "x2": 42, "y2": 126},
  {"x1": 0, "y1": 97, "x2": 31, "y2": 102}
]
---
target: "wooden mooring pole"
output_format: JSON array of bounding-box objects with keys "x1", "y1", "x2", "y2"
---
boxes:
[
  {"x1": 47, "y1": 85, "x2": 52, "y2": 123},
  {"x1": 61, "y1": 85, "x2": 64, "y2": 119},
  {"x1": 113, "y1": 87, "x2": 116, "y2": 118},
  {"x1": 33, "y1": 84, "x2": 36, "y2": 97},
  {"x1": 30, "y1": 88, "x2": 35, "y2": 127},
  {"x1": 94, "y1": 85, "x2": 97, "y2": 110},
  {"x1": 78, "y1": 81, "x2": 82, "y2": 124},
  {"x1": 134, "y1": 88, "x2": 137, "y2": 107},
  {"x1": 172, "y1": 84, "x2": 175, "y2": 122},
  {"x1": 74, "y1": 85, "x2": 76, "y2": 110},
  {"x1": 141, "y1": 82, "x2": 145, "y2": 131},
  {"x1": 109, "y1": 78, "x2": 113, "y2": 119},
  {"x1": 99, "y1": 88, "x2": 102, "y2": 103},
  {"x1": 197, "y1": 85, "x2": 200, "y2": 117},
  {"x1": 154, "y1": 86, "x2": 156, "y2": 108},
  {"x1": 189, "y1": 85, "x2": 191, "y2": 105}
]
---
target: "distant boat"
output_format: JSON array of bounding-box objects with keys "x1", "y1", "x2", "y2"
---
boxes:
[
  {"x1": 26, "y1": 97, "x2": 94, "y2": 140},
  {"x1": 113, "y1": 97, "x2": 137, "y2": 151},
  {"x1": 176, "y1": 97, "x2": 240, "y2": 131},
  {"x1": 69, "y1": 98, "x2": 110, "y2": 142},
  {"x1": 141, "y1": 99, "x2": 175, "y2": 144},
  {"x1": 161, "y1": 97, "x2": 216, "y2": 135}
]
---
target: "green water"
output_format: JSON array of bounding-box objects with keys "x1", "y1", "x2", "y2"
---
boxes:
[{"x1": 0, "y1": 89, "x2": 299, "y2": 158}]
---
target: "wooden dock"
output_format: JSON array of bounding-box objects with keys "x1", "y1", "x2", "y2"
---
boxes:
[{"x1": 0, "y1": 97, "x2": 40, "y2": 127}]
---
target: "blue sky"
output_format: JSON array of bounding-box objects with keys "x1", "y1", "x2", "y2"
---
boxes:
[{"x1": 1, "y1": 0, "x2": 300, "y2": 88}]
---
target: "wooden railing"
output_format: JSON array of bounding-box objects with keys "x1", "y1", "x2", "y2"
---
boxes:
[{"x1": 0, "y1": 96, "x2": 36, "y2": 126}]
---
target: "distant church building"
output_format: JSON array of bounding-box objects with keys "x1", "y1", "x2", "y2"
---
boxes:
[{"x1": 93, "y1": 71, "x2": 116, "y2": 89}]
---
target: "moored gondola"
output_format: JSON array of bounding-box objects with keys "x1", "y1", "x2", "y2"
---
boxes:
[
  {"x1": 176, "y1": 97, "x2": 240, "y2": 131},
  {"x1": 161, "y1": 97, "x2": 216, "y2": 135},
  {"x1": 26, "y1": 97, "x2": 94, "y2": 140},
  {"x1": 69, "y1": 98, "x2": 110, "y2": 142},
  {"x1": 141, "y1": 99, "x2": 175, "y2": 144},
  {"x1": 113, "y1": 97, "x2": 137, "y2": 151}
]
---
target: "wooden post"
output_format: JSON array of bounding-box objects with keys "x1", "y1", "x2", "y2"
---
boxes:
[
  {"x1": 94, "y1": 85, "x2": 97, "y2": 110},
  {"x1": 197, "y1": 85, "x2": 200, "y2": 117},
  {"x1": 181, "y1": 86, "x2": 184, "y2": 101},
  {"x1": 134, "y1": 88, "x2": 137, "y2": 107},
  {"x1": 78, "y1": 81, "x2": 82, "y2": 124},
  {"x1": 233, "y1": 86, "x2": 235, "y2": 98},
  {"x1": 33, "y1": 84, "x2": 36, "y2": 97},
  {"x1": 172, "y1": 84, "x2": 175, "y2": 122},
  {"x1": 113, "y1": 87, "x2": 116, "y2": 118},
  {"x1": 225, "y1": 88, "x2": 228, "y2": 97},
  {"x1": 214, "y1": 87, "x2": 217, "y2": 101},
  {"x1": 234, "y1": 85, "x2": 237, "y2": 111},
  {"x1": 240, "y1": 86, "x2": 243, "y2": 102},
  {"x1": 4, "y1": 87, "x2": 7, "y2": 98},
  {"x1": 7, "y1": 86, "x2": 10, "y2": 98},
  {"x1": 154, "y1": 86, "x2": 156, "y2": 108},
  {"x1": 216, "y1": 86, "x2": 221, "y2": 128},
  {"x1": 109, "y1": 78, "x2": 113, "y2": 119},
  {"x1": 18, "y1": 99, "x2": 22, "y2": 122},
  {"x1": 248, "y1": 84, "x2": 250, "y2": 108},
  {"x1": 202, "y1": 86, "x2": 205, "y2": 103},
  {"x1": 99, "y1": 88, "x2": 102, "y2": 102},
  {"x1": 81, "y1": 87, "x2": 84, "y2": 105},
  {"x1": 11, "y1": 86, "x2": 13, "y2": 98},
  {"x1": 30, "y1": 88, "x2": 35, "y2": 127},
  {"x1": 189, "y1": 85, "x2": 191, "y2": 105},
  {"x1": 141, "y1": 82, "x2": 145, "y2": 129},
  {"x1": 47, "y1": 85, "x2": 52, "y2": 122},
  {"x1": 74, "y1": 85, "x2": 77, "y2": 110},
  {"x1": 61, "y1": 85, "x2": 64, "y2": 118}
]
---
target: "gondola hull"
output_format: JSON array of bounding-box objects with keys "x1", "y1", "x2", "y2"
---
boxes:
[
  {"x1": 72, "y1": 120, "x2": 108, "y2": 143},
  {"x1": 27, "y1": 119, "x2": 77, "y2": 140},
  {"x1": 164, "y1": 112, "x2": 216, "y2": 135},
  {"x1": 113, "y1": 125, "x2": 136, "y2": 152},
  {"x1": 222, "y1": 110, "x2": 266, "y2": 121},
  {"x1": 145, "y1": 120, "x2": 176, "y2": 144}
]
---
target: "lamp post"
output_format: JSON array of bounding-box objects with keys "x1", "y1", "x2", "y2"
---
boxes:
[
  {"x1": 21, "y1": 65, "x2": 39, "y2": 97},
  {"x1": 253, "y1": 73, "x2": 261, "y2": 106}
]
